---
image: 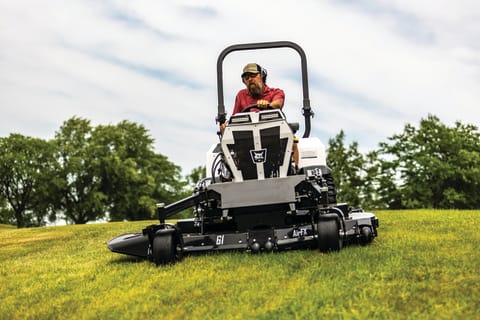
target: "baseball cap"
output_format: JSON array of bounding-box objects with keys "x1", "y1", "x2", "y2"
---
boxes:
[{"x1": 241, "y1": 63, "x2": 259, "y2": 77}]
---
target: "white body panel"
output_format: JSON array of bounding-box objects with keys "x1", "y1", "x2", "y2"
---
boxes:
[
  {"x1": 205, "y1": 110, "x2": 326, "y2": 181},
  {"x1": 297, "y1": 137, "x2": 327, "y2": 168}
]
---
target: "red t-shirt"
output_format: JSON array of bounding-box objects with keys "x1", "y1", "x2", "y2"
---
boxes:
[{"x1": 232, "y1": 85, "x2": 285, "y2": 115}]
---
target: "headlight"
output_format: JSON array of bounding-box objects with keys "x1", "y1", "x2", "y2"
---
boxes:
[
  {"x1": 259, "y1": 111, "x2": 282, "y2": 121},
  {"x1": 229, "y1": 115, "x2": 251, "y2": 124}
]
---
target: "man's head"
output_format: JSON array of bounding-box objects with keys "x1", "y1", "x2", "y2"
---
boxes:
[{"x1": 241, "y1": 63, "x2": 267, "y2": 98}]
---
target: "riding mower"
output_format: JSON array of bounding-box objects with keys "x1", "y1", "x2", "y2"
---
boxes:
[{"x1": 107, "y1": 41, "x2": 379, "y2": 264}]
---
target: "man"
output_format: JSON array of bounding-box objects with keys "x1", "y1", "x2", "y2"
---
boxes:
[
  {"x1": 232, "y1": 63, "x2": 285, "y2": 115},
  {"x1": 221, "y1": 63, "x2": 298, "y2": 167}
]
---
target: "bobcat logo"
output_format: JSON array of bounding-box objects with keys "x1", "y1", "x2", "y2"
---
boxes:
[{"x1": 250, "y1": 149, "x2": 267, "y2": 163}]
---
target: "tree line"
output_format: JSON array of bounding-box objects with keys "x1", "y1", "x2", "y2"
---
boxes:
[
  {"x1": 1, "y1": 114, "x2": 479, "y2": 228},
  {"x1": 327, "y1": 114, "x2": 480, "y2": 210},
  {"x1": 0, "y1": 117, "x2": 202, "y2": 228}
]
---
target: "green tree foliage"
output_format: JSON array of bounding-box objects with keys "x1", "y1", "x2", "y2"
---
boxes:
[
  {"x1": 51, "y1": 117, "x2": 190, "y2": 224},
  {"x1": 169, "y1": 165, "x2": 207, "y2": 219},
  {"x1": 1, "y1": 117, "x2": 188, "y2": 227},
  {"x1": 53, "y1": 117, "x2": 106, "y2": 224},
  {"x1": 379, "y1": 115, "x2": 480, "y2": 209},
  {"x1": 326, "y1": 115, "x2": 480, "y2": 210},
  {"x1": 0, "y1": 196, "x2": 13, "y2": 225},
  {"x1": 2, "y1": 114, "x2": 478, "y2": 227},
  {"x1": 327, "y1": 130, "x2": 369, "y2": 208},
  {"x1": 92, "y1": 121, "x2": 186, "y2": 221},
  {"x1": 150, "y1": 154, "x2": 187, "y2": 209},
  {"x1": 367, "y1": 150, "x2": 403, "y2": 209},
  {"x1": 184, "y1": 166, "x2": 207, "y2": 190},
  {"x1": 0, "y1": 134, "x2": 57, "y2": 227}
]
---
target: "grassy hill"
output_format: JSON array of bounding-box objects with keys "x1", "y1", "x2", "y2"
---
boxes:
[{"x1": 0, "y1": 210, "x2": 479, "y2": 319}]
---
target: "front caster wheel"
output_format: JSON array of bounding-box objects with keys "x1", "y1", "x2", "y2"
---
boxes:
[
  {"x1": 359, "y1": 226, "x2": 373, "y2": 245},
  {"x1": 152, "y1": 229, "x2": 183, "y2": 265},
  {"x1": 317, "y1": 215, "x2": 342, "y2": 252}
]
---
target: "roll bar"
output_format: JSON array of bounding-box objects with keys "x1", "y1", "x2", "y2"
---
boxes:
[{"x1": 216, "y1": 41, "x2": 314, "y2": 138}]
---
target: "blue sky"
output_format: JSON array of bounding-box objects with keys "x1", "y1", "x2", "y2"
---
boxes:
[{"x1": 1, "y1": 0, "x2": 479, "y2": 174}]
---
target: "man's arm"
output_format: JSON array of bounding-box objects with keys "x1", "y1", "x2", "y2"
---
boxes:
[{"x1": 257, "y1": 88, "x2": 285, "y2": 109}]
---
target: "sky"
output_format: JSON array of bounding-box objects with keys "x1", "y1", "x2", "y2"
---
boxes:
[{"x1": 1, "y1": 0, "x2": 479, "y2": 174}]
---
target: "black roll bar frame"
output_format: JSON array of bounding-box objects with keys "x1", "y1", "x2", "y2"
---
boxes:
[{"x1": 216, "y1": 41, "x2": 314, "y2": 138}]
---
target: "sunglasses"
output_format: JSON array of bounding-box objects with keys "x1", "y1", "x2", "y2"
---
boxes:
[{"x1": 242, "y1": 73, "x2": 259, "y2": 81}]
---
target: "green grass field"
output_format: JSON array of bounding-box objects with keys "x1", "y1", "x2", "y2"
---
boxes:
[{"x1": 0, "y1": 210, "x2": 479, "y2": 319}]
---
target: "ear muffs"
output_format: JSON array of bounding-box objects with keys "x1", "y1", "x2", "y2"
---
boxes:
[
  {"x1": 241, "y1": 64, "x2": 268, "y2": 84},
  {"x1": 257, "y1": 64, "x2": 267, "y2": 83}
]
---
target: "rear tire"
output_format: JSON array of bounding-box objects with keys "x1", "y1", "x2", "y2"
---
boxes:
[
  {"x1": 317, "y1": 216, "x2": 342, "y2": 252},
  {"x1": 323, "y1": 173, "x2": 337, "y2": 205}
]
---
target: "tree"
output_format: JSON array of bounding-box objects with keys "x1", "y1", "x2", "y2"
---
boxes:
[
  {"x1": 366, "y1": 150, "x2": 403, "y2": 209},
  {"x1": 169, "y1": 165, "x2": 207, "y2": 219},
  {"x1": 185, "y1": 166, "x2": 207, "y2": 190},
  {"x1": 379, "y1": 114, "x2": 480, "y2": 209},
  {"x1": 0, "y1": 196, "x2": 14, "y2": 225},
  {"x1": 0, "y1": 134, "x2": 56, "y2": 227},
  {"x1": 150, "y1": 153, "x2": 186, "y2": 207},
  {"x1": 51, "y1": 117, "x2": 192, "y2": 223},
  {"x1": 93, "y1": 121, "x2": 154, "y2": 221},
  {"x1": 327, "y1": 130, "x2": 367, "y2": 208},
  {"x1": 92, "y1": 120, "x2": 187, "y2": 221},
  {"x1": 53, "y1": 117, "x2": 106, "y2": 224}
]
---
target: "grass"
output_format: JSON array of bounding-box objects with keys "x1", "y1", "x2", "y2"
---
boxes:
[{"x1": 0, "y1": 210, "x2": 479, "y2": 319}]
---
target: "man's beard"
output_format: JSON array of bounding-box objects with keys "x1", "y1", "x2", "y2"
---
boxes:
[{"x1": 248, "y1": 83, "x2": 263, "y2": 98}]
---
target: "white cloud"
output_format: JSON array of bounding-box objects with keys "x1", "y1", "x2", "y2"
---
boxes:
[{"x1": 1, "y1": 0, "x2": 479, "y2": 174}]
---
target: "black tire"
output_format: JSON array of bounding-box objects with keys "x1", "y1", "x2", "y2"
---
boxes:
[
  {"x1": 359, "y1": 226, "x2": 373, "y2": 245},
  {"x1": 317, "y1": 217, "x2": 342, "y2": 252},
  {"x1": 323, "y1": 173, "x2": 337, "y2": 205},
  {"x1": 152, "y1": 231, "x2": 183, "y2": 265}
]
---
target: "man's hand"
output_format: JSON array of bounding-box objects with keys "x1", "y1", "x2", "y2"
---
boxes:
[
  {"x1": 256, "y1": 99, "x2": 270, "y2": 109},
  {"x1": 257, "y1": 99, "x2": 283, "y2": 109}
]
